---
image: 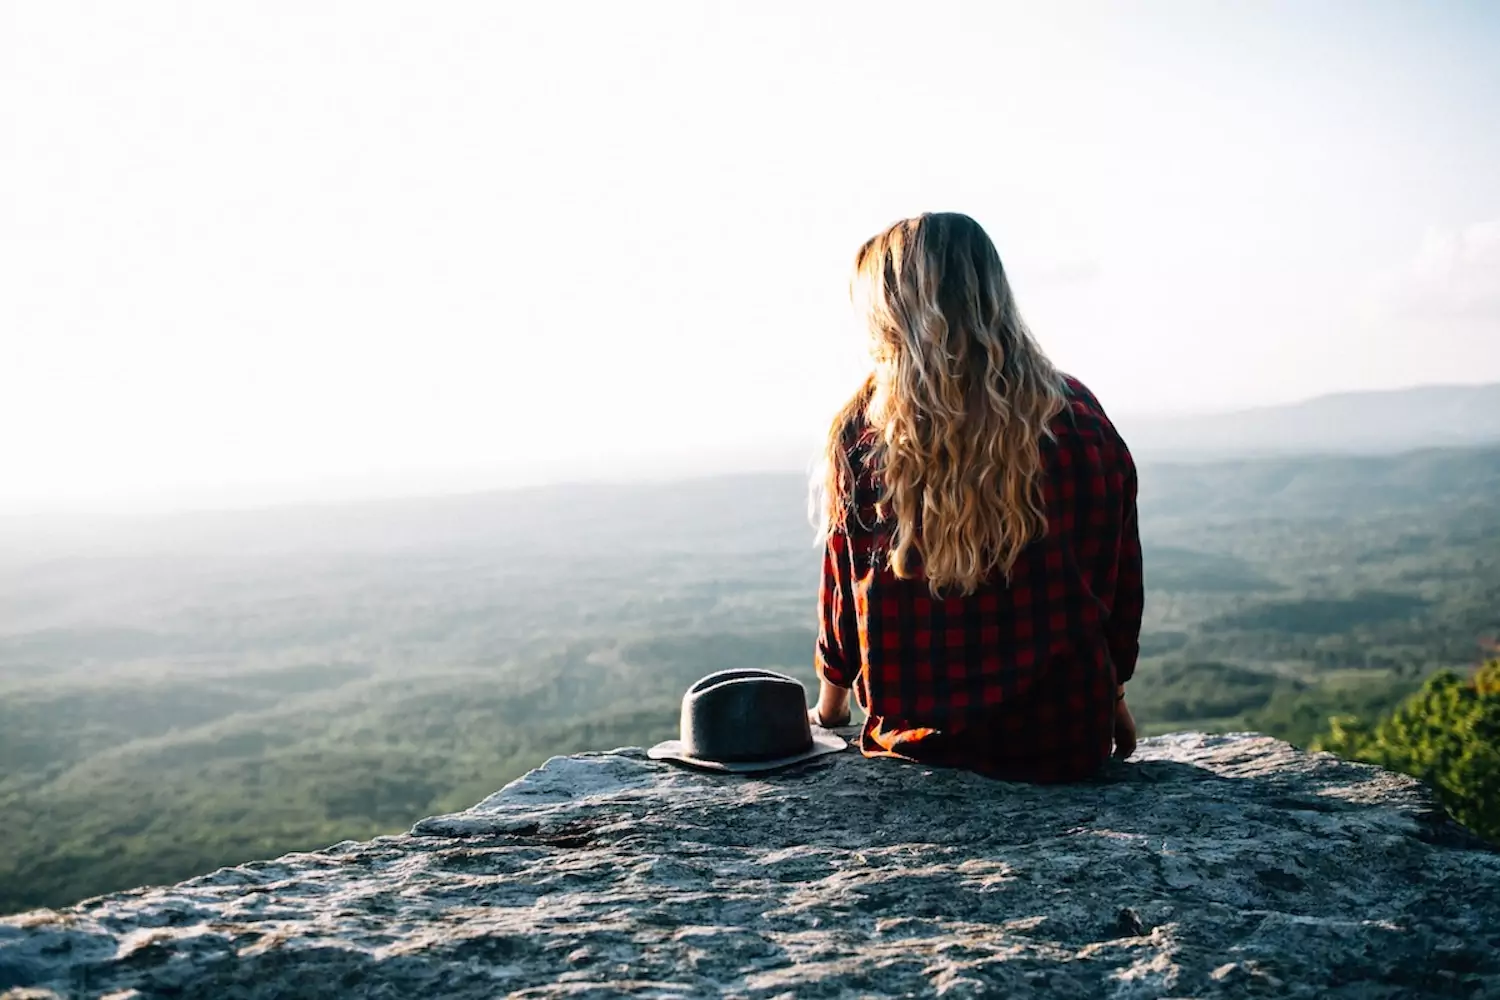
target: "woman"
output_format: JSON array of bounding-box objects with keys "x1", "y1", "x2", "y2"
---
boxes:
[{"x1": 811, "y1": 212, "x2": 1142, "y2": 783}]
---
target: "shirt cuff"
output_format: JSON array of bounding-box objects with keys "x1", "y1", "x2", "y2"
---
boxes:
[{"x1": 816, "y1": 653, "x2": 854, "y2": 689}]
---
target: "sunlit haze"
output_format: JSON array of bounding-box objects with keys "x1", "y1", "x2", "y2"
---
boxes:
[{"x1": 5, "y1": 0, "x2": 1499, "y2": 513}]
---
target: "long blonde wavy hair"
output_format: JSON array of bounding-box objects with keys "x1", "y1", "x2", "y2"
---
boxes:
[{"x1": 817, "y1": 212, "x2": 1067, "y2": 595}]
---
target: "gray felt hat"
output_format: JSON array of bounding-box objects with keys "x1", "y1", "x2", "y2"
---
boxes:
[{"x1": 647, "y1": 668, "x2": 847, "y2": 773}]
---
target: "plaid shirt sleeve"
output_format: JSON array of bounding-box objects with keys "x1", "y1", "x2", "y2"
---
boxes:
[
  {"x1": 815, "y1": 531, "x2": 858, "y2": 690},
  {"x1": 1106, "y1": 453, "x2": 1143, "y2": 684}
]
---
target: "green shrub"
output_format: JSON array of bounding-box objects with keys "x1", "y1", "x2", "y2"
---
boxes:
[{"x1": 1316, "y1": 659, "x2": 1500, "y2": 841}]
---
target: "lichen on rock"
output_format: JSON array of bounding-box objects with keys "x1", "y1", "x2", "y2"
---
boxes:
[{"x1": 2, "y1": 732, "x2": 1497, "y2": 998}]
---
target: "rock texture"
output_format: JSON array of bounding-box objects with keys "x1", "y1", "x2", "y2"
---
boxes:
[{"x1": 2, "y1": 732, "x2": 1498, "y2": 999}]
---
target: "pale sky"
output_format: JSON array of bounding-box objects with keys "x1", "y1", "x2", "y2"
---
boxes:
[{"x1": 4, "y1": 0, "x2": 1499, "y2": 513}]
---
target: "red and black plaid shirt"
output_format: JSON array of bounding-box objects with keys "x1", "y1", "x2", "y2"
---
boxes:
[{"x1": 815, "y1": 375, "x2": 1143, "y2": 783}]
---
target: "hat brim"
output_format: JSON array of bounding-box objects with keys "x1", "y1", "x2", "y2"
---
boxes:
[{"x1": 646, "y1": 729, "x2": 847, "y2": 774}]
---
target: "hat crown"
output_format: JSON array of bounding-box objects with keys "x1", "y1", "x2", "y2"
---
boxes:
[{"x1": 679, "y1": 669, "x2": 814, "y2": 764}]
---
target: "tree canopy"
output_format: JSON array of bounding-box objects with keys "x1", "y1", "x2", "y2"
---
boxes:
[{"x1": 1317, "y1": 659, "x2": 1500, "y2": 842}]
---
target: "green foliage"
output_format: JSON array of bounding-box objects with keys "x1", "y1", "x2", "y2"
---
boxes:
[
  {"x1": 1243, "y1": 671, "x2": 1422, "y2": 748},
  {"x1": 1128, "y1": 660, "x2": 1288, "y2": 723},
  {"x1": 1204, "y1": 592, "x2": 1429, "y2": 635},
  {"x1": 1145, "y1": 547, "x2": 1284, "y2": 594},
  {"x1": 1315, "y1": 660, "x2": 1500, "y2": 842}
]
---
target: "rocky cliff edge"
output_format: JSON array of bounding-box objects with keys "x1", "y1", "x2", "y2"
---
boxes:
[{"x1": 2, "y1": 732, "x2": 1497, "y2": 999}]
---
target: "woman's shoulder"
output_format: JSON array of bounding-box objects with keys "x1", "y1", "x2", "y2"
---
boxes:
[
  {"x1": 832, "y1": 418, "x2": 874, "y2": 471},
  {"x1": 1055, "y1": 375, "x2": 1133, "y2": 457},
  {"x1": 1060, "y1": 374, "x2": 1107, "y2": 416}
]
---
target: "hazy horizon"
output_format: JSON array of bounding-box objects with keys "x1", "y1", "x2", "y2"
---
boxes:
[
  {"x1": 0, "y1": 377, "x2": 1494, "y2": 519},
  {"x1": 6, "y1": 1, "x2": 1500, "y2": 515}
]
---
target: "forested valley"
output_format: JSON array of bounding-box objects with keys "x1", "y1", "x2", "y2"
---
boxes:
[{"x1": 2, "y1": 443, "x2": 1497, "y2": 914}]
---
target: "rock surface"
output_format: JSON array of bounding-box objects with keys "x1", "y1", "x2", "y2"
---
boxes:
[{"x1": 2, "y1": 732, "x2": 1497, "y2": 999}]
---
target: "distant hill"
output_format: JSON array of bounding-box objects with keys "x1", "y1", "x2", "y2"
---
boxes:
[
  {"x1": 1140, "y1": 444, "x2": 1500, "y2": 522},
  {"x1": 3, "y1": 441, "x2": 1498, "y2": 564},
  {"x1": 1116, "y1": 383, "x2": 1500, "y2": 460}
]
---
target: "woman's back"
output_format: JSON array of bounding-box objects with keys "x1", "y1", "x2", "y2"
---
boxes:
[{"x1": 812, "y1": 213, "x2": 1142, "y2": 783}]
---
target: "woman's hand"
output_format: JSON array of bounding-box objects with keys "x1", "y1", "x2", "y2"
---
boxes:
[
  {"x1": 1113, "y1": 695, "x2": 1137, "y2": 760},
  {"x1": 810, "y1": 707, "x2": 850, "y2": 729},
  {"x1": 811, "y1": 679, "x2": 852, "y2": 728}
]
